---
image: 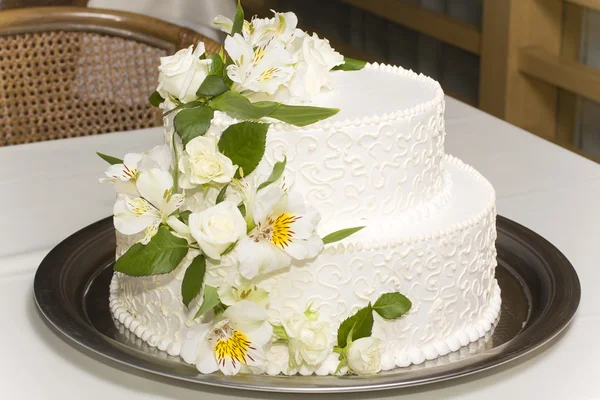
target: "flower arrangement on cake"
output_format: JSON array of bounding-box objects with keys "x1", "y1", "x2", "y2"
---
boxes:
[{"x1": 98, "y1": 2, "x2": 418, "y2": 377}]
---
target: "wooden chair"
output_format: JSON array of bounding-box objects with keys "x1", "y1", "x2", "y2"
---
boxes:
[
  {"x1": 0, "y1": 0, "x2": 87, "y2": 9},
  {"x1": 0, "y1": 7, "x2": 221, "y2": 145}
]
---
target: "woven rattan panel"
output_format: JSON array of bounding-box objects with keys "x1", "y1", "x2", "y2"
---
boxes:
[{"x1": 0, "y1": 31, "x2": 167, "y2": 145}]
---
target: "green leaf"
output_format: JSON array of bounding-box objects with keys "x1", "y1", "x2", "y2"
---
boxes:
[
  {"x1": 373, "y1": 292, "x2": 412, "y2": 319},
  {"x1": 209, "y1": 91, "x2": 278, "y2": 120},
  {"x1": 257, "y1": 156, "x2": 287, "y2": 191},
  {"x1": 181, "y1": 255, "x2": 206, "y2": 308},
  {"x1": 216, "y1": 183, "x2": 229, "y2": 204},
  {"x1": 179, "y1": 210, "x2": 192, "y2": 225},
  {"x1": 269, "y1": 104, "x2": 339, "y2": 126},
  {"x1": 214, "y1": 302, "x2": 228, "y2": 316},
  {"x1": 194, "y1": 285, "x2": 221, "y2": 319},
  {"x1": 271, "y1": 324, "x2": 289, "y2": 340},
  {"x1": 336, "y1": 304, "x2": 373, "y2": 348},
  {"x1": 114, "y1": 227, "x2": 189, "y2": 276},
  {"x1": 231, "y1": 0, "x2": 244, "y2": 35},
  {"x1": 208, "y1": 53, "x2": 224, "y2": 76},
  {"x1": 149, "y1": 90, "x2": 164, "y2": 107},
  {"x1": 174, "y1": 106, "x2": 215, "y2": 146},
  {"x1": 197, "y1": 75, "x2": 229, "y2": 97},
  {"x1": 163, "y1": 99, "x2": 204, "y2": 117},
  {"x1": 218, "y1": 121, "x2": 268, "y2": 178},
  {"x1": 238, "y1": 202, "x2": 246, "y2": 217},
  {"x1": 322, "y1": 226, "x2": 365, "y2": 245},
  {"x1": 331, "y1": 57, "x2": 367, "y2": 71},
  {"x1": 96, "y1": 152, "x2": 122, "y2": 165}
]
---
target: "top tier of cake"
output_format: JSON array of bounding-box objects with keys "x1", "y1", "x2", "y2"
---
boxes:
[{"x1": 164, "y1": 63, "x2": 447, "y2": 232}]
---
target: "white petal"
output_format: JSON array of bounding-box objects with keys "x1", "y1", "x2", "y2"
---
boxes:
[
  {"x1": 123, "y1": 152, "x2": 143, "y2": 169},
  {"x1": 180, "y1": 328, "x2": 206, "y2": 364},
  {"x1": 237, "y1": 239, "x2": 290, "y2": 279},
  {"x1": 253, "y1": 185, "x2": 284, "y2": 224},
  {"x1": 305, "y1": 235, "x2": 323, "y2": 259},
  {"x1": 163, "y1": 193, "x2": 185, "y2": 217},
  {"x1": 104, "y1": 164, "x2": 126, "y2": 180},
  {"x1": 246, "y1": 321, "x2": 273, "y2": 347},
  {"x1": 237, "y1": 238, "x2": 264, "y2": 280},
  {"x1": 224, "y1": 300, "x2": 268, "y2": 331},
  {"x1": 114, "y1": 180, "x2": 139, "y2": 197},
  {"x1": 218, "y1": 355, "x2": 242, "y2": 376},
  {"x1": 213, "y1": 15, "x2": 233, "y2": 33},
  {"x1": 224, "y1": 34, "x2": 253, "y2": 71},
  {"x1": 284, "y1": 240, "x2": 308, "y2": 259},
  {"x1": 290, "y1": 207, "x2": 320, "y2": 240},
  {"x1": 113, "y1": 199, "x2": 157, "y2": 235},
  {"x1": 166, "y1": 215, "x2": 194, "y2": 243},
  {"x1": 136, "y1": 169, "x2": 174, "y2": 210},
  {"x1": 139, "y1": 144, "x2": 172, "y2": 172},
  {"x1": 196, "y1": 347, "x2": 220, "y2": 374}
]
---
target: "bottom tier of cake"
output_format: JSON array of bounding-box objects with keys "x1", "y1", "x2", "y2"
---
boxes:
[{"x1": 109, "y1": 155, "x2": 501, "y2": 375}]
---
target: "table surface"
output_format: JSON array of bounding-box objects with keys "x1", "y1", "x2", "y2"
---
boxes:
[{"x1": 1, "y1": 97, "x2": 598, "y2": 399}]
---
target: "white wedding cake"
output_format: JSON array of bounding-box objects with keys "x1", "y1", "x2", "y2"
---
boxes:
[{"x1": 102, "y1": 7, "x2": 500, "y2": 377}]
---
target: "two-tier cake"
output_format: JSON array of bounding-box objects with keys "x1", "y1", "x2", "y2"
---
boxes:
[{"x1": 102, "y1": 6, "x2": 500, "y2": 376}]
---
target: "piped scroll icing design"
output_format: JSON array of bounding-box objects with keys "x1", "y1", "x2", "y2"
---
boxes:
[{"x1": 110, "y1": 153, "x2": 501, "y2": 372}]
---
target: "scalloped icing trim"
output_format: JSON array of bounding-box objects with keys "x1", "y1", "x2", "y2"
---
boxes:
[
  {"x1": 323, "y1": 153, "x2": 496, "y2": 254},
  {"x1": 109, "y1": 274, "x2": 183, "y2": 357},
  {"x1": 109, "y1": 274, "x2": 501, "y2": 373},
  {"x1": 210, "y1": 62, "x2": 445, "y2": 132},
  {"x1": 384, "y1": 279, "x2": 501, "y2": 370}
]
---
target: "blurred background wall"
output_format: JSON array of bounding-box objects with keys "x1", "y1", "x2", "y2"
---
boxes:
[{"x1": 8, "y1": 0, "x2": 599, "y2": 161}]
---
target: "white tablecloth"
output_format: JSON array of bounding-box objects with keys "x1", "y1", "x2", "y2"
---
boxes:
[{"x1": 1, "y1": 97, "x2": 598, "y2": 399}]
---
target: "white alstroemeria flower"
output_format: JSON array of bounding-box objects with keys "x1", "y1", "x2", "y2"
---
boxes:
[
  {"x1": 217, "y1": 269, "x2": 270, "y2": 307},
  {"x1": 282, "y1": 307, "x2": 332, "y2": 367},
  {"x1": 113, "y1": 169, "x2": 184, "y2": 244},
  {"x1": 100, "y1": 145, "x2": 173, "y2": 197},
  {"x1": 178, "y1": 136, "x2": 237, "y2": 189},
  {"x1": 180, "y1": 300, "x2": 272, "y2": 375},
  {"x1": 100, "y1": 152, "x2": 142, "y2": 184},
  {"x1": 347, "y1": 337, "x2": 382, "y2": 375},
  {"x1": 236, "y1": 182, "x2": 323, "y2": 280},
  {"x1": 225, "y1": 33, "x2": 294, "y2": 95},
  {"x1": 289, "y1": 33, "x2": 344, "y2": 100},
  {"x1": 188, "y1": 201, "x2": 246, "y2": 260},
  {"x1": 250, "y1": 11, "x2": 300, "y2": 47},
  {"x1": 157, "y1": 43, "x2": 212, "y2": 103},
  {"x1": 214, "y1": 11, "x2": 300, "y2": 47}
]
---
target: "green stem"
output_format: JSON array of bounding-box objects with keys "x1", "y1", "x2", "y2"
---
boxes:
[{"x1": 172, "y1": 131, "x2": 179, "y2": 194}]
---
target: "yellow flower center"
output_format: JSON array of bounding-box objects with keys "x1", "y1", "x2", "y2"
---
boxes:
[
  {"x1": 259, "y1": 67, "x2": 279, "y2": 81},
  {"x1": 122, "y1": 165, "x2": 137, "y2": 180},
  {"x1": 252, "y1": 46, "x2": 266, "y2": 66},
  {"x1": 213, "y1": 329, "x2": 255, "y2": 368},
  {"x1": 269, "y1": 213, "x2": 299, "y2": 248},
  {"x1": 127, "y1": 198, "x2": 152, "y2": 216}
]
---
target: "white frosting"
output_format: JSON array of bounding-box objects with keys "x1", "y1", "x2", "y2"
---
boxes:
[{"x1": 110, "y1": 62, "x2": 501, "y2": 375}]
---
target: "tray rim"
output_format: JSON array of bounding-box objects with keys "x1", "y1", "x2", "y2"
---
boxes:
[{"x1": 33, "y1": 215, "x2": 581, "y2": 393}]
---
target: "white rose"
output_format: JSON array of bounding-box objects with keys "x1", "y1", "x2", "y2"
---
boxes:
[
  {"x1": 347, "y1": 337, "x2": 382, "y2": 375},
  {"x1": 157, "y1": 43, "x2": 212, "y2": 103},
  {"x1": 262, "y1": 344, "x2": 293, "y2": 376},
  {"x1": 178, "y1": 136, "x2": 237, "y2": 189},
  {"x1": 188, "y1": 201, "x2": 246, "y2": 260},
  {"x1": 289, "y1": 33, "x2": 344, "y2": 100},
  {"x1": 283, "y1": 310, "x2": 332, "y2": 367}
]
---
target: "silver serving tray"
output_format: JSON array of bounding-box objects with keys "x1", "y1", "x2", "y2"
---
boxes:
[{"x1": 33, "y1": 216, "x2": 580, "y2": 393}]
